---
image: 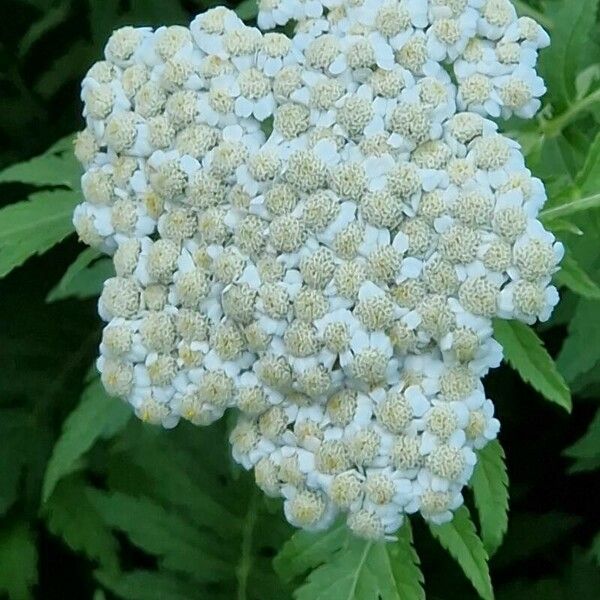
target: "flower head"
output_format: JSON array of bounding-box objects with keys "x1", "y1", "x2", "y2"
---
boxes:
[{"x1": 75, "y1": 0, "x2": 556, "y2": 540}]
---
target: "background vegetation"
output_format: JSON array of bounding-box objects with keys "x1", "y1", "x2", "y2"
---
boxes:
[{"x1": 0, "y1": 0, "x2": 599, "y2": 598}]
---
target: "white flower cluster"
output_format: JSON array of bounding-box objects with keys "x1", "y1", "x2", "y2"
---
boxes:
[{"x1": 74, "y1": 1, "x2": 560, "y2": 540}]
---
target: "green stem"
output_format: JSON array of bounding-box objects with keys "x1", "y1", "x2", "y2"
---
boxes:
[
  {"x1": 236, "y1": 488, "x2": 259, "y2": 600},
  {"x1": 513, "y1": 0, "x2": 553, "y2": 30},
  {"x1": 542, "y1": 89, "x2": 600, "y2": 137}
]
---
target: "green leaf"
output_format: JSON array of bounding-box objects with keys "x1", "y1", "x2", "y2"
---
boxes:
[
  {"x1": 0, "y1": 135, "x2": 79, "y2": 189},
  {"x1": 18, "y1": 0, "x2": 71, "y2": 57},
  {"x1": 0, "y1": 190, "x2": 79, "y2": 278},
  {"x1": 0, "y1": 522, "x2": 38, "y2": 600},
  {"x1": 471, "y1": 441, "x2": 509, "y2": 556},
  {"x1": 493, "y1": 320, "x2": 572, "y2": 412},
  {"x1": 540, "y1": 0, "x2": 599, "y2": 109},
  {"x1": 531, "y1": 136, "x2": 580, "y2": 182},
  {"x1": 576, "y1": 131, "x2": 600, "y2": 196},
  {"x1": 541, "y1": 193, "x2": 600, "y2": 221},
  {"x1": 42, "y1": 378, "x2": 131, "y2": 502},
  {"x1": 95, "y1": 570, "x2": 205, "y2": 600},
  {"x1": 102, "y1": 422, "x2": 291, "y2": 599},
  {"x1": 45, "y1": 476, "x2": 119, "y2": 571},
  {"x1": 34, "y1": 40, "x2": 96, "y2": 99},
  {"x1": 107, "y1": 425, "x2": 242, "y2": 538},
  {"x1": 274, "y1": 522, "x2": 348, "y2": 582},
  {"x1": 429, "y1": 506, "x2": 493, "y2": 600},
  {"x1": 563, "y1": 409, "x2": 600, "y2": 472},
  {"x1": 575, "y1": 64, "x2": 600, "y2": 100},
  {"x1": 387, "y1": 523, "x2": 425, "y2": 600},
  {"x1": 87, "y1": 489, "x2": 232, "y2": 582},
  {"x1": 555, "y1": 254, "x2": 600, "y2": 300},
  {"x1": 295, "y1": 525, "x2": 424, "y2": 600},
  {"x1": 236, "y1": 0, "x2": 258, "y2": 20},
  {"x1": 235, "y1": 487, "x2": 294, "y2": 600},
  {"x1": 545, "y1": 218, "x2": 584, "y2": 237},
  {"x1": 557, "y1": 299, "x2": 600, "y2": 383},
  {"x1": 47, "y1": 250, "x2": 113, "y2": 302}
]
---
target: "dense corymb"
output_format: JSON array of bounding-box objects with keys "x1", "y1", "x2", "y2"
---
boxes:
[{"x1": 74, "y1": 0, "x2": 561, "y2": 540}]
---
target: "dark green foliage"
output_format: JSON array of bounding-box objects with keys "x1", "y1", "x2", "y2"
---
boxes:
[
  {"x1": 470, "y1": 441, "x2": 509, "y2": 557},
  {"x1": 429, "y1": 508, "x2": 493, "y2": 600},
  {"x1": 276, "y1": 522, "x2": 424, "y2": 600},
  {"x1": 493, "y1": 320, "x2": 571, "y2": 412},
  {"x1": 0, "y1": 0, "x2": 599, "y2": 598}
]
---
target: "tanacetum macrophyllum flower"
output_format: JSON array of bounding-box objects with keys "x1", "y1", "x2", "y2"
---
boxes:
[{"x1": 74, "y1": 0, "x2": 557, "y2": 540}]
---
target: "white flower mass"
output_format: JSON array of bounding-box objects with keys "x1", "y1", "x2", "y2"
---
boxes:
[{"x1": 74, "y1": 0, "x2": 561, "y2": 540}]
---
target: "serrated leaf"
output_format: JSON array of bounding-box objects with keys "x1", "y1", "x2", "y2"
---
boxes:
[
  {"x1": 540, "y1": 0, "x2": 599, "y2": 109},
  {"x1": 0, "y1": 522, "x2": 38, "y2": 600},
  {"x1": 88, "y1": 489, "x2": 232, "y2": 583},
  {"x1": 557, "y1": 299, "x2": 600, "y2": 383},
  {"x1": 0, "y1": 190, "x2": 79, "y2": 278},
  {"x1": 42, "y1": 378, "x2": 131, "y2": 502},
  {"x1": 493, "y1": 320, "x2": 571, "y2": 412},
  {"x1": 471, "y1": 441, "x2": 509, "y2": 556},
  {"x1": 47, "y1": 250, "x2": 113, "y2": 302},
  {"x1": 0, "y1": 136, "x2": 79, "y2": 189},
  {"x1": 95, "y1": 570, "x2": 206, "y2": 600},
  {"x1": 274, "y1": 522, "x2": 348, "y2": 582},
  {"x1": 554, "y1": 254, "x2": 600, "y2": 300},
  {"x1": 101, "y1": 420, "x2": 292, "y2": 598},
  {"x1": 564, "y1": 409, "x2": 600, "y2": 472},
  {"x1": 107, "y1": 424, "x2": 242, "y2": 538},
  {"x1": 388, "y1": 523, "x2": 425, "y2": 600},
  {"x1": 44, "y1": 476, "x2": 119, "y2": 571},
  {"x1": 429, "y1": 506, "x2": 493, "y2": 600},
  {"x1": 294, "y1": 524, "x2": 424, "y2": 600}
]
